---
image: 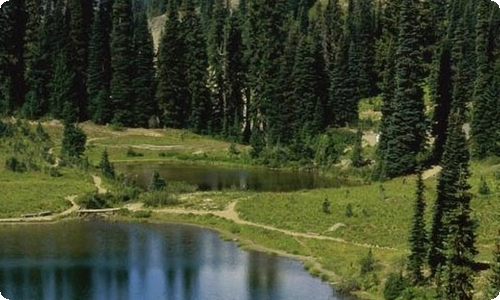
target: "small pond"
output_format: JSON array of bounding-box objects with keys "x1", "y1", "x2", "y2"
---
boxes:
[
  {"x1": 117, "y1": 162, "x2": 344, "y2": 192},
  {"x1": 0, "y1": 222, "x2": 355, "y2": 300}
]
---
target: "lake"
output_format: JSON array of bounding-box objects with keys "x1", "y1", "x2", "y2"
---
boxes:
[
  {"x1": 0, "y1": 222, "x2": 354, "y2": 300},
  {"x1": 117, "y1": 162, "x2": 344, "y2": 192}
]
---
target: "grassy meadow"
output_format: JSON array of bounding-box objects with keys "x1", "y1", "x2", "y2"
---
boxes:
[{"x1": 2, "y1": 119, "x2": 500, "y2": 299}]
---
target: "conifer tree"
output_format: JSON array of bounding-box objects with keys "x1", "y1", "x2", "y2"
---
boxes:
[
  {"x1": 156, "y1": 0, "x2": 189, "y2": 128},
  {"x1": 61, "y1": 122, "x2": 87, "y2": 159},
  {"x1": 375, "y1": 0, "x2": 400, "y2": 176},
  {"x1": 206, "y1": 0, "x2": 229, "y2": 135},
  {"x1": 100, "y1": 148, "x2": 115, "y2": 180},
  {"x1": 23, "y1": 18, "x2": 50, "y2": 119},
  {"x1": 87, "y1": 0, "x2": 113, "y2": 124},
  {"x1": 68, "y1": 0, "x2": 91, "y2": 120},
  {"x1": 429, "y1": 110, "x2": 471, "y2": 276},
  {"x1": 351, "y1": 0, "x2": 376, "y2": 98},
  {"x1": 290, "y1": 33, "x2": 318, "y2": 139},
  {"x1": 110, "y1": 0, "x2": 135, "y2": 126},
  {"x1": 243, "y1": 0, "x2": 287, "y2": 145},
  {"x1": 49, "y1": 52, "x2": 77, "y2": 119},
  {"x1": 429, "y1": 39, "x2": 453, "y2": 164},
  {"x1": 440, "y1": 172, "x2": 477, "y2": 300},
  {"x1": 133, "y1": 10, "x2": 157, "y2": 127},
  {"x1": 382, "y1": 0, "x2": 425, "y2": 178},
  {"x1": 407, "y1": 169, "x2": 428, "y2": 284},
  {"x1": 0, "y1": 0, "x2": 27, "y2": 114},
  {"x1": 471, "y1": 0, "x2": 498, "y2": 159},
  {"x1": 149, "y1": 170, "x2": 167, "y2": 191},
  {"x1": 181, "y1": 0, "x2": 211, "y2": 134},
  {"x1": 487, "y1": 231, "x2": 500, "y2": 299},
  {"x1": 222, "y1": 10, "x2": 245, "y2": 140}
]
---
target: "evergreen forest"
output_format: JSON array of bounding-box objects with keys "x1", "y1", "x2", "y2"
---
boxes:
[
  {"x1": 0, "y1": 0, "x2": 499, "y2": 172},
  {"x1": 2, "y1": 0, "x2": 500, "y2": 299}
]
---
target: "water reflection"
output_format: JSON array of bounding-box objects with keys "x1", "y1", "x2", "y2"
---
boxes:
[
  {"x1": 117, "y1": 162, "x2": 344, "y2": 192},
  {"x1": 0, "y1": 222, "x2": 352, "y2": 300}
]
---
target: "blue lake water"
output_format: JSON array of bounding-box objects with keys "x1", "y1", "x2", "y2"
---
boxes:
[
  {"x1": 0, "y1": 222, "x2": 354, "y2": 300},
  {"x1": 117, "y1": 162, "x2": 345, "y2": 192}
]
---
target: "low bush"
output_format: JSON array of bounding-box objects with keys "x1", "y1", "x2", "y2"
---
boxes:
[
  {"x1": 77, "y1": 192, "x2": 112, "y2": 209},
  {"x1": 126, "y1": 147, "x2": 144, "y2": 157},
  {"x1": 141, "y1": 190, "x2": 179, "y2": 207},
  {"x1": 383, "y1": 273, "x2": 408, "y2": 300},
  {"x1": 5, "y1": 157, "x2": 27, "y2": 172}
]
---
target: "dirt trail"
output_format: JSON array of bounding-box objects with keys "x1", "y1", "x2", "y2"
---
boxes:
[
  {"x1": 422, "y1": 165, "x2": 442, "y2": 180},
  {"x1": 150, "y1": 200, "x2": 397, "y2": 251},
  {"x1": 0, "y1": 195, "x2": 79, "y2": 223}
]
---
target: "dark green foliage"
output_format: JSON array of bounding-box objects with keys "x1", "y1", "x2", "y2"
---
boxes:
[
  {"x1": 156, "y1": 2, "x2": 189, "y2": 128},
  {"x1": 382, "y1": 0, "x2": 425, "y2": 178},
  {"x1": 440, "y1": 183, "x2": 477, "y2": 300},
  {"x1": 243, "y1": 0, "x2": 287, "y2": 145},
  {"x1": 149, "y1": 170, "x2": 167, "y2": 191},
  {"x1": 5, "y1": 157, "x2": 27, "y2": 172},
  {"x1": 182, "y1": 0, "x2": 211, "y2": 134},
  {"x1": 345, "y1": 203, "x2": 353, "y2": 218},
  {"x1": 359, "y1": 248, "x2": 375, "y2": 276},
  {"x1": 407, "y1": 170, "x2": 428, "y2": 284},
  {"x1": 383, "y1": 273, "x2": 408, "y2": 300},
  {"x1": 322, "y1": 198, "x2": 331, "y2": 214},
  {"x1": 133, "y1": 11, "x2": 157, "y2": 127},
  {"x1": 22, "y1": 16, "x2": 50, "y2": 119},
  {"x1": 126, "y1": 147, "x2": 144, "y2": 157},
  {"x1": 0, "y1": 0, "x2": 27, "y2": 114},
  {"x1": 206, "y1": 0, "x2": 229, "y2": 135},
  {"x1": 487, "y1": 231, "x2": 500, "y2": 299},
  {"x1": 110, "y1": 0, "x2": 135, "y2": 126},
  {"x1": 478, "y1": 175, "x2": 490, "y2": 195},
  {"x1": 78, "y1": 192, "x2": 111, "y2": 209},
  {"x1": 351, "y1": 130, "x2": 365, "y2": 167},
  {"x1": 68, "y1": 0, "x2": 91, "y2": 120},
  {"x1": 429, "y1": 39, "x2": 453, "y2": 164},
  {"x1": 61, "y1": 123, "x2": 86, "y2": 159},
  {"x1": 0, "y1": 121, "x2": 13, "y2": 138},
  {"x1": 350, "y1": 0, "x2": 377, "y2": 99},
  {"x1": 429, "y1": 110, "x2": 472, "y2": 276},
  {"x1": 100, "y1": 149, "x2": 115, "y2": 180},
  {"x1": 87, "y1": 0, "x2": 113, "y2": 124},
  {"x1": 49, "y1": 52, "x2": 76, "y2": 119}
]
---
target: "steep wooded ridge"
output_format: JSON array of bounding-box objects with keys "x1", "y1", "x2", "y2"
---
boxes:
[
  {"x1": 1, "y1": 0, "x2": 499, "y2": 170},
  {"x1": 1, "y1": 0, "x2": 500, "y2": 299}
]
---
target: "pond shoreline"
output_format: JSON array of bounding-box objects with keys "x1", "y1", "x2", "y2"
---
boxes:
[{"x1": 0, "y1": 211, "x2": 361, "y2": 299}]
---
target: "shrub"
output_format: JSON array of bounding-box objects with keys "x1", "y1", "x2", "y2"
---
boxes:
[
  {"x1": 141, "y1": 190, "x2": 179, "y2": 207},
  {"x1": 126, "y1": 147, "x2": 144, "y2": 157},
  {"x1": 322, "y1": 198, "x2": 331, "y2": 214},
  {"x1": 345, "y1": 203, "x2": 354, "y2": 217},
  {"x1": 383, "y1": 273, "x2": 408, "y2": 300},
  {"x1": 5, "y1": 157, "x2": 26, "y2": 172},
  {"x1": 78, "y1": 193, "x2": 112, "y2": 209},
  {"x1": 229, "y1": 143, "x2": 240, "y2": 156},
  {"x1": 336, "y1": 278, "x2": 361, "y2": 294},
  {"x1": 359, "y1": 248, "x2": 375, "y2": 276},
  {"x1": 478, "y1": 176, "x2": 490, "y2": 195}
]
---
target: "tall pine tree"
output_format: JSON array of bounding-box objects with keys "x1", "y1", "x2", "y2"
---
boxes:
[
  {"x1": 381, "y1": 0, "x2": 425, "y2": 178},
  {"x1": 156, "y1": 0, "x2": 189, "y2": 128},
  {"x1": 133, "y1": 10, "x2": 157, "y2": 127},
  {"x1": 407, "y1": 169, "x2": 428, "y2": 285},
  {"x1": 87, "y1": 0, "x2": 113, "y2": 124}
]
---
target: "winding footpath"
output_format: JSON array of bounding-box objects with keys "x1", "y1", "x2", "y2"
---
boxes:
[
  {"x1": 0, "y1": 175, "x2": 106, "y2": 223},
  {"x1": 149, "y1": 200, "x2": 398, "y2": 251}
]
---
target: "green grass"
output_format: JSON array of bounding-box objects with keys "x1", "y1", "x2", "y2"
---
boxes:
[{"x1": 0, "y1": 170, "x2": 95, "y2": 218}]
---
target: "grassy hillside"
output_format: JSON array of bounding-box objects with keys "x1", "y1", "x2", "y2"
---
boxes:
[{"x1": 2, "y1": 119, "x2": 499, "y2": 299}]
